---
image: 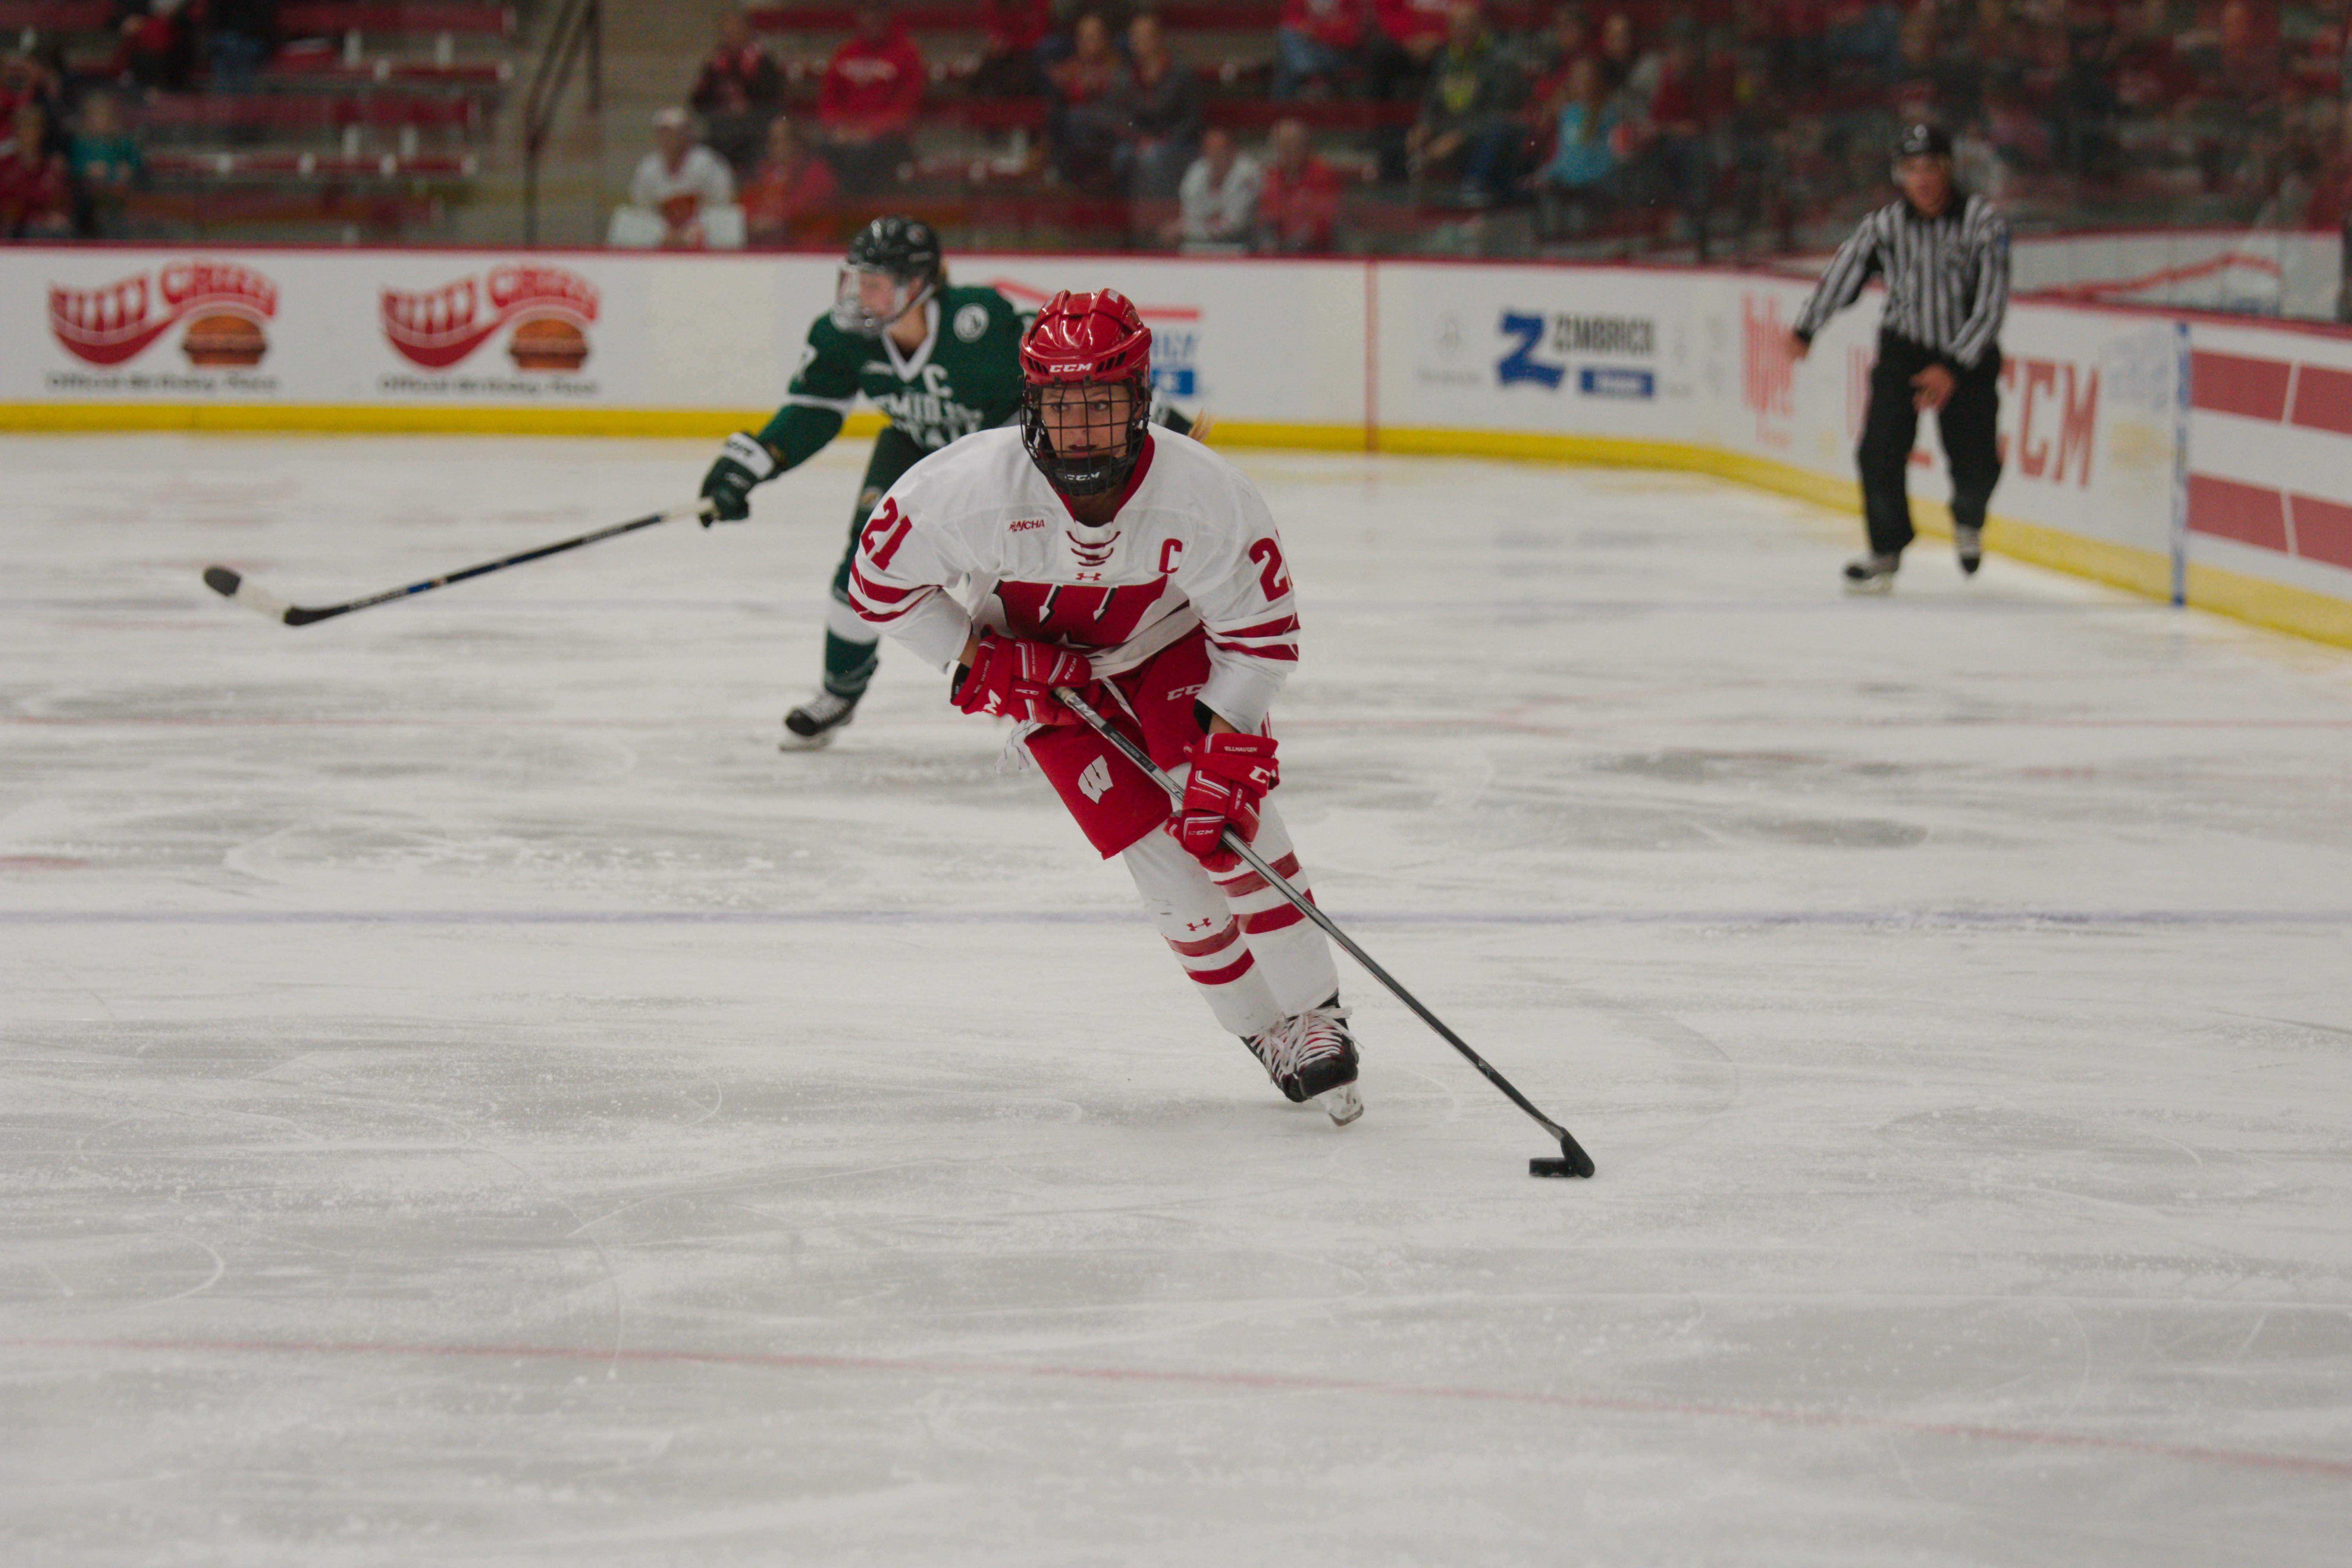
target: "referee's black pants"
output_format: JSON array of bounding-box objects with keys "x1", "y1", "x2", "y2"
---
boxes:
[{"x1": 1856, "y1": 332, "x2": 2002, "y2": 559}]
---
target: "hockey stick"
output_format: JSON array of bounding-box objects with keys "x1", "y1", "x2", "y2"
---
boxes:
[
  {"x1": 202, "y1": 501, "x2": 715, "y2": 627},
  {"x1": 1053, "y1": 685, "x2": 1595, "y2": 1178}
]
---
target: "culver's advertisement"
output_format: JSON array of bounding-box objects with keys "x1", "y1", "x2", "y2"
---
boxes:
[
  {"x1": 374, "y1": 261, "x2": 603, "y2": 398},
  {"x1": 0, "y1": 248, "x2": 672, "y2": 409},
  {"x1": 38, "y1": 258, "x2": 282, "y2": 395}
]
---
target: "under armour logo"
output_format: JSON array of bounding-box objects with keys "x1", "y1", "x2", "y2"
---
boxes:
[
  {"x1": 1185, "y1": 918, "x2": 1215, "y2": 932},
  {"x1": 1073, "y1": 571, "x2": 1105, "y2": 582},
  {"x1": 1077, "y1": 757, "x2": 1113, "y2": 802}
]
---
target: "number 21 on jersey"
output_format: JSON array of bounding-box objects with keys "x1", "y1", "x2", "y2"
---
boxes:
[
  {"x1": 860, "y1": 498, "x2": 914, "y2": 571},
  {"x1": 1247, "y1": 537, "x2": 1291, "y2": 599}
]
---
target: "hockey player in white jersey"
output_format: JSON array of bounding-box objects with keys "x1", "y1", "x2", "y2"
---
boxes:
[{"x1": 847, "y1": 288, "x2": 1361, "y2": 1124}]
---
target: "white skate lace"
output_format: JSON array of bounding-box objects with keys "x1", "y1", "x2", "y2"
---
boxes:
[
  {"x1": 1250, "y1": 1004, "x2": 1353, "y2": 1081},
  {"x1": 797, "y1": 691, "x2": 854, "y2": 724}
]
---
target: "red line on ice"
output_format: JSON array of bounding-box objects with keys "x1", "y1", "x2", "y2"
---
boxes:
[{"x1": 7, "y1": 1335, "x2": 2348, "y2": 1480}]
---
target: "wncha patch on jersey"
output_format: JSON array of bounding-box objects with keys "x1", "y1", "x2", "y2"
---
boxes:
[{"x1": 954, "y1": 303, "x2": 990, "y2": 343}]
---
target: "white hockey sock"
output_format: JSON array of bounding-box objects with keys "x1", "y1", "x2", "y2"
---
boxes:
[
  {"x1": 824, "y1": 595, "x2": 879, "y2": 647},
  {"x1": 1122, "y1": 827, "x2": 1285, "y2": 1037},
  {"x1": 1209, "y1": 798, "x2": 1340, "y2": 1016}
]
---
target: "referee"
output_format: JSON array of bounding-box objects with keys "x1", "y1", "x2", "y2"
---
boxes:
[{"x1": 1789, "y1": 123, "x2": 2010, "y2": 592}]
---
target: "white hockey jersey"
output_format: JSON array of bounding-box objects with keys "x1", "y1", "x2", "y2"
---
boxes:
[{"x1": 846, "y1": 427, "x2": 1301, "y2": 730}]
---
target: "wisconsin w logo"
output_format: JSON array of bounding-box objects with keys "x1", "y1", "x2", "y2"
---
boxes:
[{"x1": 1077, "y1": 757, "x2": 1114, "y2": 803}]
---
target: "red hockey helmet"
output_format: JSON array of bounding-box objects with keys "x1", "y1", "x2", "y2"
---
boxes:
[{"x1": 1018, "y1": 289, "x2": 1154, "y2": 497}]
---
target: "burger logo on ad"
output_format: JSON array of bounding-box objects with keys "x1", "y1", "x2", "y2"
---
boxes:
[
  {"x1": 380, "y1": 264, "x2": 597, "y2": 380},
  {"x1": 48, "y1": 260, "x2": 279, "y2": 370}
]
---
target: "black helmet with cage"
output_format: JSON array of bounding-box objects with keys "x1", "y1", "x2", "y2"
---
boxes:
[
  {"x1": 1893, "y1": 122, "x2": 1953, "y2": 163},
  {"x1": 830, "y1": 216, "x2": 945, "y2": 336}
]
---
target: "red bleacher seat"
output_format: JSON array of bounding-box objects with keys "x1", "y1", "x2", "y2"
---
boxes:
[
  {"x1": 136, "y1": 93, "x2": 478, "y2": 130},
  {"x1": 0, "y1": 0, "x2": 109, "y2": 27},
  {"x1": 747, "y1": 4, "x2": 967, "y2": 29},
  {"x1": 147, "y1": 149, "x2": 473, "y2": 177},
  {"x1": 277, "y1": 4, "x2": 514, "y2": 37},
  {"x1": 265, "y1": 54, "x2": 509, "y2": 85},
  {"x1": 746, "y1": 1, "x2": 1540, "y2": 31}
]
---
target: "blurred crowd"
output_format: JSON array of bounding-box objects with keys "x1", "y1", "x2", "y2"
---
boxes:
[
  {"x1": 7, "y1": 0, "x2": 2348, "y2": 269},
  {"x1": 607, "y1": 0, "x2": 2352, "y2": 262},
  {"x1": 1, "y1": 2, "x2": 291, "y2": 239}
]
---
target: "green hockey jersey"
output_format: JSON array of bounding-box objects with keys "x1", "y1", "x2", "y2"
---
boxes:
[{"x1": 757, "y1": 284, "x2": 1029, "y2": 469}]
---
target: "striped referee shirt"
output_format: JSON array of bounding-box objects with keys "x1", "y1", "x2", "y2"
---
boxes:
[{"x1": 1792, "y1": 191, "x2": 2010, "y2": 370}]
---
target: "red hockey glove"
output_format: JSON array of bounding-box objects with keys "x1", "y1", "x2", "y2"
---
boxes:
[
  {"x1": 1176, "y1": 732, "x2": 1280, "y2": 869},
  {"x1": 951, "y1": 633, "x2": 1097, "y2": 726}
]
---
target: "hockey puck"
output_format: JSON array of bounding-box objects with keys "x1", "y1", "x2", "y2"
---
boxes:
[{"x1": 203, "y1": 566, "x2": 242, "y2": 597}]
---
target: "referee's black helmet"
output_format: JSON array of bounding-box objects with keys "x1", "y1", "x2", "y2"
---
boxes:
[{"x1": 1895, "y1": 122, "x2": 1954, "y2": 161}]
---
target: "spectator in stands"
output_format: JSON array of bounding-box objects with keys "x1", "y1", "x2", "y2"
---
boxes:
[
  {"x1": 69, "y1": 90, "x2": 143, "y2": 238},
  {"x1": 1517, "y1": 4, "x2": 1595, "y2": 104},
  {"x1": 691, "y1": 13, "x2": 785, "y2": 177},
  {"x1": 1640, "y1": 30, "x2": 1710, "y2": 249},
  {"x1": 1119, "y1": 12, "x2": 1202, "y2": 209},
  {"x1": 2215, "y1": 0, "x2": 2282, "y2": 109},
  {"x1": 1823, "y1": 0, "x2": 1901, "y2": 85},
  {"x1": 1166, "y1": 124, "x2": 1262, "y2": 251},
  {"x1": 112, "y1": 0, "x2": 197, "y2": 96},
  {"x1": 743, "y1": 114, "x2": 837, "y2": 247},
  {"x1": 207, "y1": 0, "x2": 278, "y2": 98},
  {"x1": 1257, "y1": 116, "x2": 1344, "y2": 252},
  {"x1": 1405, "y1": 4, "x2": 1518, "y2": 206},
  {"x1": 818, "y1": 2, "x2": 926, "y2": 198},
  {"x1": 1593, "y1": 8, "x2": 1637, "y2": 95},
  {"x1": 1, "y1": 99, "x2": 73, "y2": 238},
  {"x1": 973, "y1": 0, "x2": 1052, "y2": 98},
  {"x1": 1275, "y1": 0, "x2": 1366, "y2": 101},
  {"x1": 1, "y1": 49, "x2": 63, "y2": 129},
  {"x1": 1366, "y1": 0, "x2": 1454, "y2": 102},
  {"x1": 1528, "y1": 54, "x2": 1619, "y2": 237},
  {"x1": 627, "y1": 106, "x2": 736, "y2": 249},
  {"x1": 1045, "y1": 12, "x2": 1130, "y2": 193}
]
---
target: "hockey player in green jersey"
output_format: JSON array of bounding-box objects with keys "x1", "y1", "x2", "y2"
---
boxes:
[{"x1": 699, "y1": 216, "x2": 1205, "y2": 749}]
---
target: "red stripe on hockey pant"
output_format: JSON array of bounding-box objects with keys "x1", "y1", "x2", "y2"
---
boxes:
[
  {"x1": 1216, "y1": 852, "x2": 1302, "y2": 898},
  {"x1": 1167, "y1": 921, "x2": 1241, "y2": 957},
  {"x1": 1187, "y1": 950, "x2": 1258, "y2": 987},
  {"x1": 1209, "y1": 641, "x2": 1299, "y2": 661},
  {"x1": 1241, "y1": 902, "x2": 1308, "y2": 935}
]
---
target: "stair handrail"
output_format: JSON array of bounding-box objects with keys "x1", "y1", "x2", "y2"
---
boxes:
[{"x1": 520, "y1": 0, "x2": 601, "y2": 246}]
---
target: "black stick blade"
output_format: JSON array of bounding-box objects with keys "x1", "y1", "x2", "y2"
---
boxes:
[
  {"x1": 1530, "y1": 1135, "x2": 1596, "y2": 1178},
  {"x1": 202, "y1": 565, "x2": 241, "y2": 597}
]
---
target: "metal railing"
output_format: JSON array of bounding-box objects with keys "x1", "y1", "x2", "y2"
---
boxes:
[{"x1": 520, "y1": 0, "x2": 601, "y2": 246}]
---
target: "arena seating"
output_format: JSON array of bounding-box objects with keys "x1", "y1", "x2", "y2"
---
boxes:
[{"x1": 9, "y1": 1, "x2": 514, "y2": 240}]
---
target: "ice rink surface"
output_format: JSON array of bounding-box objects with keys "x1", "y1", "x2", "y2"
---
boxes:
[{"x1": 5, "y1": 433, "x2": 2351, "y2": 1566}]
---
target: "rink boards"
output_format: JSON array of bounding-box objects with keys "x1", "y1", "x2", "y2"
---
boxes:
[{"x1": 4, "y1": 244, "x2": 2349, "y2": 648}]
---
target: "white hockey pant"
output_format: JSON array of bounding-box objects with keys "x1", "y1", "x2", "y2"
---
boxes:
[{"x1": 1120, "y1": 795, "x2": 1339, "y2": 1038}]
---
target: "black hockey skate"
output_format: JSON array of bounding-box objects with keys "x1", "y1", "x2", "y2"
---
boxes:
[
  {"x1": 1954, "y1": 525, "x2": 1983, "y2": 576},
  {"x1": 1842, "y1": 552, "x2": 1898, "y2": 593},
  {"x1": 781, "y1": 691, "x2": 858, "y2": 751},
  {"x1": 1243, "y1": 998, "x2": 1363, "y2": 1126}
]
